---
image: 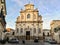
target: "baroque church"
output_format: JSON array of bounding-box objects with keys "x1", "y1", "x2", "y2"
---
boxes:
[{"x1": 15, "y1": 3, "x2": 43, "y2": 40}]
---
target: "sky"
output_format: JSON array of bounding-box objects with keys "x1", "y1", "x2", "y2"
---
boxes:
[{"x1": 5, "y1": 0, "x2": 60, "y2": 29}]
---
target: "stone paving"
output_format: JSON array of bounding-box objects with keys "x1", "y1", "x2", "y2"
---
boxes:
[{"x1": 0, "y1": 40, "x2": 60, "y2": 45}]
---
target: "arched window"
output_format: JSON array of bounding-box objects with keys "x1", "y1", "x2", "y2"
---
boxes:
[
  {"x1": 27, "y1": 14, "x2": 30, "y2": 18},
  {"x1": 54, "y1": 28, "x2": 58, "y2": 32}
]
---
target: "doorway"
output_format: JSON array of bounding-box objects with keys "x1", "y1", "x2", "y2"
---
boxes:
[{"x1": 26, "y1": 31, "x2": 30, "y2": 40}]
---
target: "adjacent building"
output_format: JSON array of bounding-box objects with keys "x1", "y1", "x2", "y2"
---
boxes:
[
  {"x1": 50, "y1": 20, "x2": 60, "y2": 43},
  {"x1": 15, "y1": 3, "x2": 43, "y2": 40},
  {"x1": 5, "y1": 28, "x2": 15, "y2": 39},
  {"x1": 0, "y1": 0, "x2": 7, "y2": 38},
  {"x1": 43, "y1": 29, "x2": 51, "y2": 36}
]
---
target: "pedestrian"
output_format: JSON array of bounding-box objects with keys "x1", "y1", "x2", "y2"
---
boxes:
[{"x1": 22, "y1": 39, "x2": 25, "y2": 44}]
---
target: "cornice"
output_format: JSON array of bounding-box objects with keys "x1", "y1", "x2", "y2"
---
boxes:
[{"x1": 16, "y1": 21, "x2": 43, "y2": 23}]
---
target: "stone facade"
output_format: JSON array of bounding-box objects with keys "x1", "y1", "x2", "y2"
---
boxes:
[
  {"x1": 43, "y1": 29, "x2": 51, "y2": 36},
  {"x1": 0, "y1": 0, "x2": 6, "y2": 38},
  {"x1": 50, "y1": 20, "x2": 60, "y2": 34},
  {"x1": 15, "y1": 4, "x2": 43, "y2": 40},
  {"x1": 50, "y1": 20, "x2": 60, "y2": 43},
  {"x1": 5, "y1": 28, "x2": 15, "y2": 39}
]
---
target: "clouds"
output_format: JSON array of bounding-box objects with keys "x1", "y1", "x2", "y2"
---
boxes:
[
  {"x1": 38, "y1": 0, "x2": 60, "y2": 15},
  {"x1": 6, "y1": 0, "x2": 60, "y2": 29},
  {"x1": 10, "y1": 0, "x2": 29, "y2": 7},
  {"x1": 10, "y1": 0, "x2": 23, "y2": 6}
]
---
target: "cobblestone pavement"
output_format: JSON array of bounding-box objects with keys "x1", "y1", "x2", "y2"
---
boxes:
[{"x1": 0, "y1": 40, "x2": 60, "y2": 45}]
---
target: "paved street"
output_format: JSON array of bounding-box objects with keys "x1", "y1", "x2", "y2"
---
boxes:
[{"x1": 0, "y1": 40, "x2": 60, "y2": 45}]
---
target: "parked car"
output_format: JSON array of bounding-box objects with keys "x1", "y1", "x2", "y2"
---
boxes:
[
  {"x1": 49, "y1": 39, "x2": 57, "y2": 44},
  {"x1": 34, "y1": 38, "x2": 39, "y2": 42},
  {"x1": 8, "y1": 38, "x2": 19, "y2": 43},
  {"x1": 0, "y1": 38, "x2": 6, "y2": 44},
  {"x1": 44, "y1": 38, "x2": 50, "y2": 42}
]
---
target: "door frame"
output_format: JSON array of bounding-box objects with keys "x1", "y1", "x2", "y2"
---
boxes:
[{"x1": 26, "y1": 31, "x2": 30, "y2": 40}]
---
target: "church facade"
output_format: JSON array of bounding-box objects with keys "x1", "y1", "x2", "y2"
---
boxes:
[{"x1": 15, "y1": 4, "x2": 43, "y2": 40}]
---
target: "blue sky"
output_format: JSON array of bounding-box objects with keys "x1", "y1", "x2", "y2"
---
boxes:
[{"x1": 6, "y1": 0, "x2": 60, "y2": 29}]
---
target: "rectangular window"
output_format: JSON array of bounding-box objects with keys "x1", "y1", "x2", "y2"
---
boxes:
[
  {"x1": 1, "y1": 0, "x2": 4, "y2": 3},
  {"x1": 20, "y1": 28, "x2": 23, "y2": 33},
  {"x1": 17, "y1": 28, "x2": 19, "y2": 33},
  {"x1": 34, "y1": 28, "x2": 36, "y2": 33},
  {"x1": 38, "y1": 28, "x2": 41, "y2": 33},
  {"x1": 21, "y1": 30, "x2": 23, "y2": 33},
  {"x1": 59, "y1": 35, "x2": 60, "y2": 39}
]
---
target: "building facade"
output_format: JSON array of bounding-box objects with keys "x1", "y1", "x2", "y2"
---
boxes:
[
  {"x1": 0, "y1": 0, "x2": 6, "y2": 38},
  {"x1": 50, "y1": 20, "x2": 60, "y2": 43},
  {"x1": 43, "y1": 29, "x2": 51, "y2": 36},
  {"x1": 5, "y1": 28, "x2": 15, "y2": 39},
  {"x1": 15, "y1": 4, "x2": 43, "y2": 40}
]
